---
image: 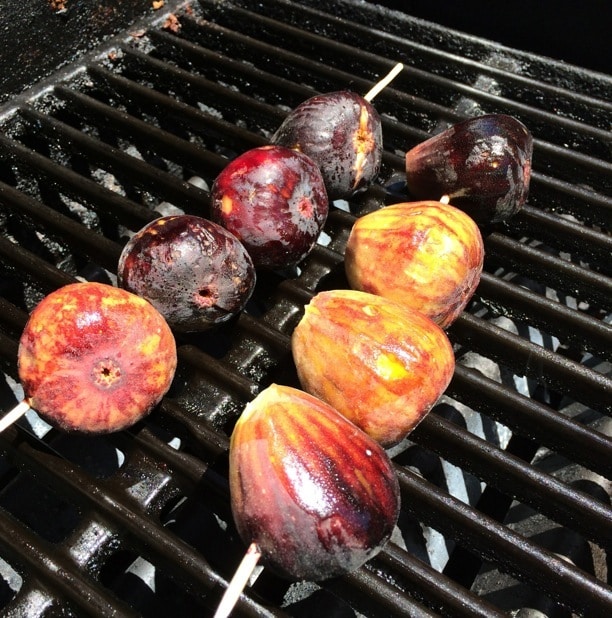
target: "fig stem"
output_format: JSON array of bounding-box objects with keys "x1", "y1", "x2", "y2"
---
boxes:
[
  {"x1": 363, "y1": 62, "x2": 404, "y2": 102},
  {"x1": 213, "y1": 542, "x2": 262, "y2": 618},
  {"x1": 0, "y1": 399, "x2": 31, "y2": 432}
]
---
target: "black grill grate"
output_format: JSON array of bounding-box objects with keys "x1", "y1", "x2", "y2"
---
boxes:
[{"x1": 0, "y1": 1, "x2": 610, "y2": 616}]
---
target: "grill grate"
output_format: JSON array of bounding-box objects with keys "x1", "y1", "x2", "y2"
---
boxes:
[{"x1": 0, "y1": 0, "x2": 610, "y2": 616}]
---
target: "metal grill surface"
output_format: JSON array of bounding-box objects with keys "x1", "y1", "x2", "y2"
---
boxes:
[{"x1": 0, "y1": 1, "x2": 610, "y2": 616}]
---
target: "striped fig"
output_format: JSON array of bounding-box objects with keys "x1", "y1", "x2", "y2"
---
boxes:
[
  {"x1": 344, "y1": 201, "x2": 484, "y2": 329},
  {"x1": 229, "y1": 383, "x2": 400, "y2": 580},
  {"x1": 292, "y1": 290, "x2": 455, "y2": 446}
]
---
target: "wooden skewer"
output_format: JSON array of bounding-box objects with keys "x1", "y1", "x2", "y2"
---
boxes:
[
  {"x1": 0, "y1": 399, "x2": 31, "y2": 432},
  {"x1": 439, "y1": 194, "x2": 451, "y2": 204},
  {"x1": 213, "y1": 542, "x2": 263, "y2": 618},
  {"x1": 363, "y1": 62, "x2": 404, "y2": 102}
]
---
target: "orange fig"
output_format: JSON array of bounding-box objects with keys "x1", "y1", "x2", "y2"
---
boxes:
[
  {"x1": 292, "y1": 290, "x2": 455, "y2": 446},
  {"x1": 344, "y1": 201, "x2": 484, "y2": 329},
  {"x1": 18, "y1": 282, "x2": 177, "y2": 433},
  {"x1": 229, "y1": 383, "x2": 400, "y2": 580}
]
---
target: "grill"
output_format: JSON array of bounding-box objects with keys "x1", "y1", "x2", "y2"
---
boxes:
[{"x1": 0, "y1": 1, "x2": 610, "y2": 616}]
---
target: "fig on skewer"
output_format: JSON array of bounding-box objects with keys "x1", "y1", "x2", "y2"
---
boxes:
[
  {"x1": 272, "y1": 63, "x2": 403, "y2": 199},
  {"x1": 405, "y1": 113, "x2": 533, "y2": 223},
  {"x1": 118, "y1": 215, "x2": 255, "y2": 332},
  {"x1": 1, "y1": 282, "x2": 176, "y2": 434},
  {"x1": 215, "y1": 383, "x2": 400, "y2": 616}
]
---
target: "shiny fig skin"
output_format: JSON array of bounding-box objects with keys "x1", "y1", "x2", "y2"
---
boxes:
[
  {"x1": 118, "y1": 215, "x2": 255, "y2": 332},
  {"x1": 210, "y1": 145, "x2": 328, "y2": 270},
  {"x1": 405, "y1": 114, "x2": 533, "y2": 223},
  {"x1": 18, "y1": 282, "x2": 177, "y2": 433},
  {"x1": 229, "y1": 383, "x2": 400, "y2": 581},
  {"x1": 292, "y1": 290, "x2": 455, "y2": 446},
  {"x1": 272, "y1": 91, "x2": 383, "y2": 200},
  {"x1": 345, "y1": 201, "x2": 484, "y2": 329}
]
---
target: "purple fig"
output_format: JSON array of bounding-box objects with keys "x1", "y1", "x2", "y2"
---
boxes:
[
  {"x1": 210, "y1": 145, "x2": 329, "y2": 270},
  {"x1": 272, "y1": 91, "x2": 383, "y2": 199},
  {"x1": 118, "y1": 215, "x2": 255, "y2": 332},
  {"x1": 405, "y1": 114, "x2": 533, "y2": 223},
  {"x1": 229, "y1": 383, "x2": 400, "y2": 580}
]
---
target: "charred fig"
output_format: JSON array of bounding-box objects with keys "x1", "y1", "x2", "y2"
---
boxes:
[
  {"x1": 405, "y1": 114, "x2": 533, "y2": 223},
  {"x1": 118, "y1": 215, "x2": 255, "y2": 332},
  {"x1": 345, "y1": 201, "x2": 484, "y2": 329},
  {"x1": 292, "y1": 290, "x2": 455, "y2": 446},
  {"x1": 229, "y1": 383, "x2": 400, "y2": 580},
  {"x1": 18, "y1": 282, "x2": 177, "y2": 433},
  {"x1": 211, "y1": 145, "x2": 328, "y2": 270},
  {"x1": 272, "y1": 91, "x2": 383, "y2": 199}
]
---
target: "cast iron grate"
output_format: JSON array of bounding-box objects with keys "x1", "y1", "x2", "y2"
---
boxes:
[{"x1": 0, "y1": 0, "x2": 610, "y2": 616}]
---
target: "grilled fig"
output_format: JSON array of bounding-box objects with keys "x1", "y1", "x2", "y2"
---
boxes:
[
  {"x1": 292, "y1": 290, "x2": 455, "y2": 446},
  {"x1": 405, "y1": 114, "x2": 533, "y2": 223},
  {"x1": 18, "y1": 282, "x2": 176, "y2": 433},
  {"x1": 272, "y1": 91, "x2": 382, "y2": 199},
  {"x1": 345, "y1": 201, "x2": 484, "y2": 329},
  {"x1": 210, "y1": 145, "x2": 328, "y2": 270},
  {"x1": 118, "y1": 215, "x2": 255, "y2": 332},
  {"x1": 229, "y1": 383, "x2": 400, "y2": 580}
]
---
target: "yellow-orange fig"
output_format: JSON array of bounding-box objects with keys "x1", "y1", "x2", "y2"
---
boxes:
[
  {"x1": 229, "y1": 383, "x2": 400, "y2": 580},
  {"x1": 344, "y1": 201, "x2": 484, "y2": 329},
  {"x1": 18, "y1": 282, "x2": 177, "y2": 433},
  {"x1": 292, "y1": 290, "x2": 455, "y2": 446}
]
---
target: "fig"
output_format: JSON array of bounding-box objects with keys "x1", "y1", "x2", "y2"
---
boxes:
[
  {"x1": 271, "y1": 91, "x2": 383, "y2": 199},
  {"x1": 229, "y1": 383, "x2": 400, "y2": 580},
  {"x1": 118, "y1": 215, "x2": 255, "y2": 332},
  {"x1": 345, "y1": 201, "x2": 484, "y2": 329},
  {"x1": 210, "y1": 145, "x2": 328, "y2": 270},
  {"x1": 292, "y1": 290, "x2": 455, "y2": 446},
  {"x1": 405, "y1": 114, "x2": 533, "y2": 223},
  {"x1": 18, "y1": 282, "x2": 177, "y2": 433}
]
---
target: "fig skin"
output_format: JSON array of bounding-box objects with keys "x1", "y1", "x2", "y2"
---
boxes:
[
  {"x1": 345, "y1": 201, "x2": 484, "y2": 329},
  {"x1": 405, "y1": 114, "x2": 533, "y2": 223},
  {"x1": 18, "y1": 282, "x2": 177, "y2": 433},
  {"x1": 271, "y1": 91, "x2": 383, "y2": 200},
  {"x1": 118, "y1": 215, "x2": 255, "y2": 332},
  {"x1": 292, "y1": 290, "x2": 455, "y2": 447},
  {"x1": 229, "y1": 383, "x2": 400, "y2": 581},
  {"x1": 210, "y1": 145, "x2": 329, "y2": 270}
]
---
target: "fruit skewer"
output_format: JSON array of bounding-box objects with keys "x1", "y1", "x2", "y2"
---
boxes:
[{"x1": 0, "y1": 282, "x2": 177, "y2": 434}]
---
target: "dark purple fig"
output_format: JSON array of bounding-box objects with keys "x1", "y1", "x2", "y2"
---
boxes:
[
  {"x1": 272, "y1": 91, "x2": 383, "y2": 200},
  {"x1": 117, "y1": 215, "x2": 255, "y2": 332},
  {"x1": 405, "y1": 114, "x2": 533, "y2": 223},
  {"x1": 229, "y1": 383, "x2": 400, "y2": 581},
  {"x1": 210, "y1": 145, "x2": 329, "y2": 271}
]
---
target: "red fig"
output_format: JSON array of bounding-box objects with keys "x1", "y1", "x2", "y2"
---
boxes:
[
  {"x1": 18, "y1": 282, "x2": 177, "y2": 433},
  {"x1": 345, "y1": 201, "x2": 484, "y2": 329},
  {"x1": 210, "y1": 145, "x2": 329, "y2": 270},
  {"x1": 118, "y1": 215, "x2": 255, "y2": 332},
  {"x1": 405, "y1": 114, "x2": 533, "y2": 223},
  {"x1": 229, "y1": 383, "x2": 400, "y2": 580}
]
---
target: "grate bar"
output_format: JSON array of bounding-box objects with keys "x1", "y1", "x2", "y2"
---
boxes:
[
  {"x1": 449, "y1": 365, "x2": 612, "y2": 479},
  {"x1": 414, "y1": 412, "x2": 612, "y2": 550},
  {"x1": 396, "y1": 466, "x2": 612, "y2": 616}
]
